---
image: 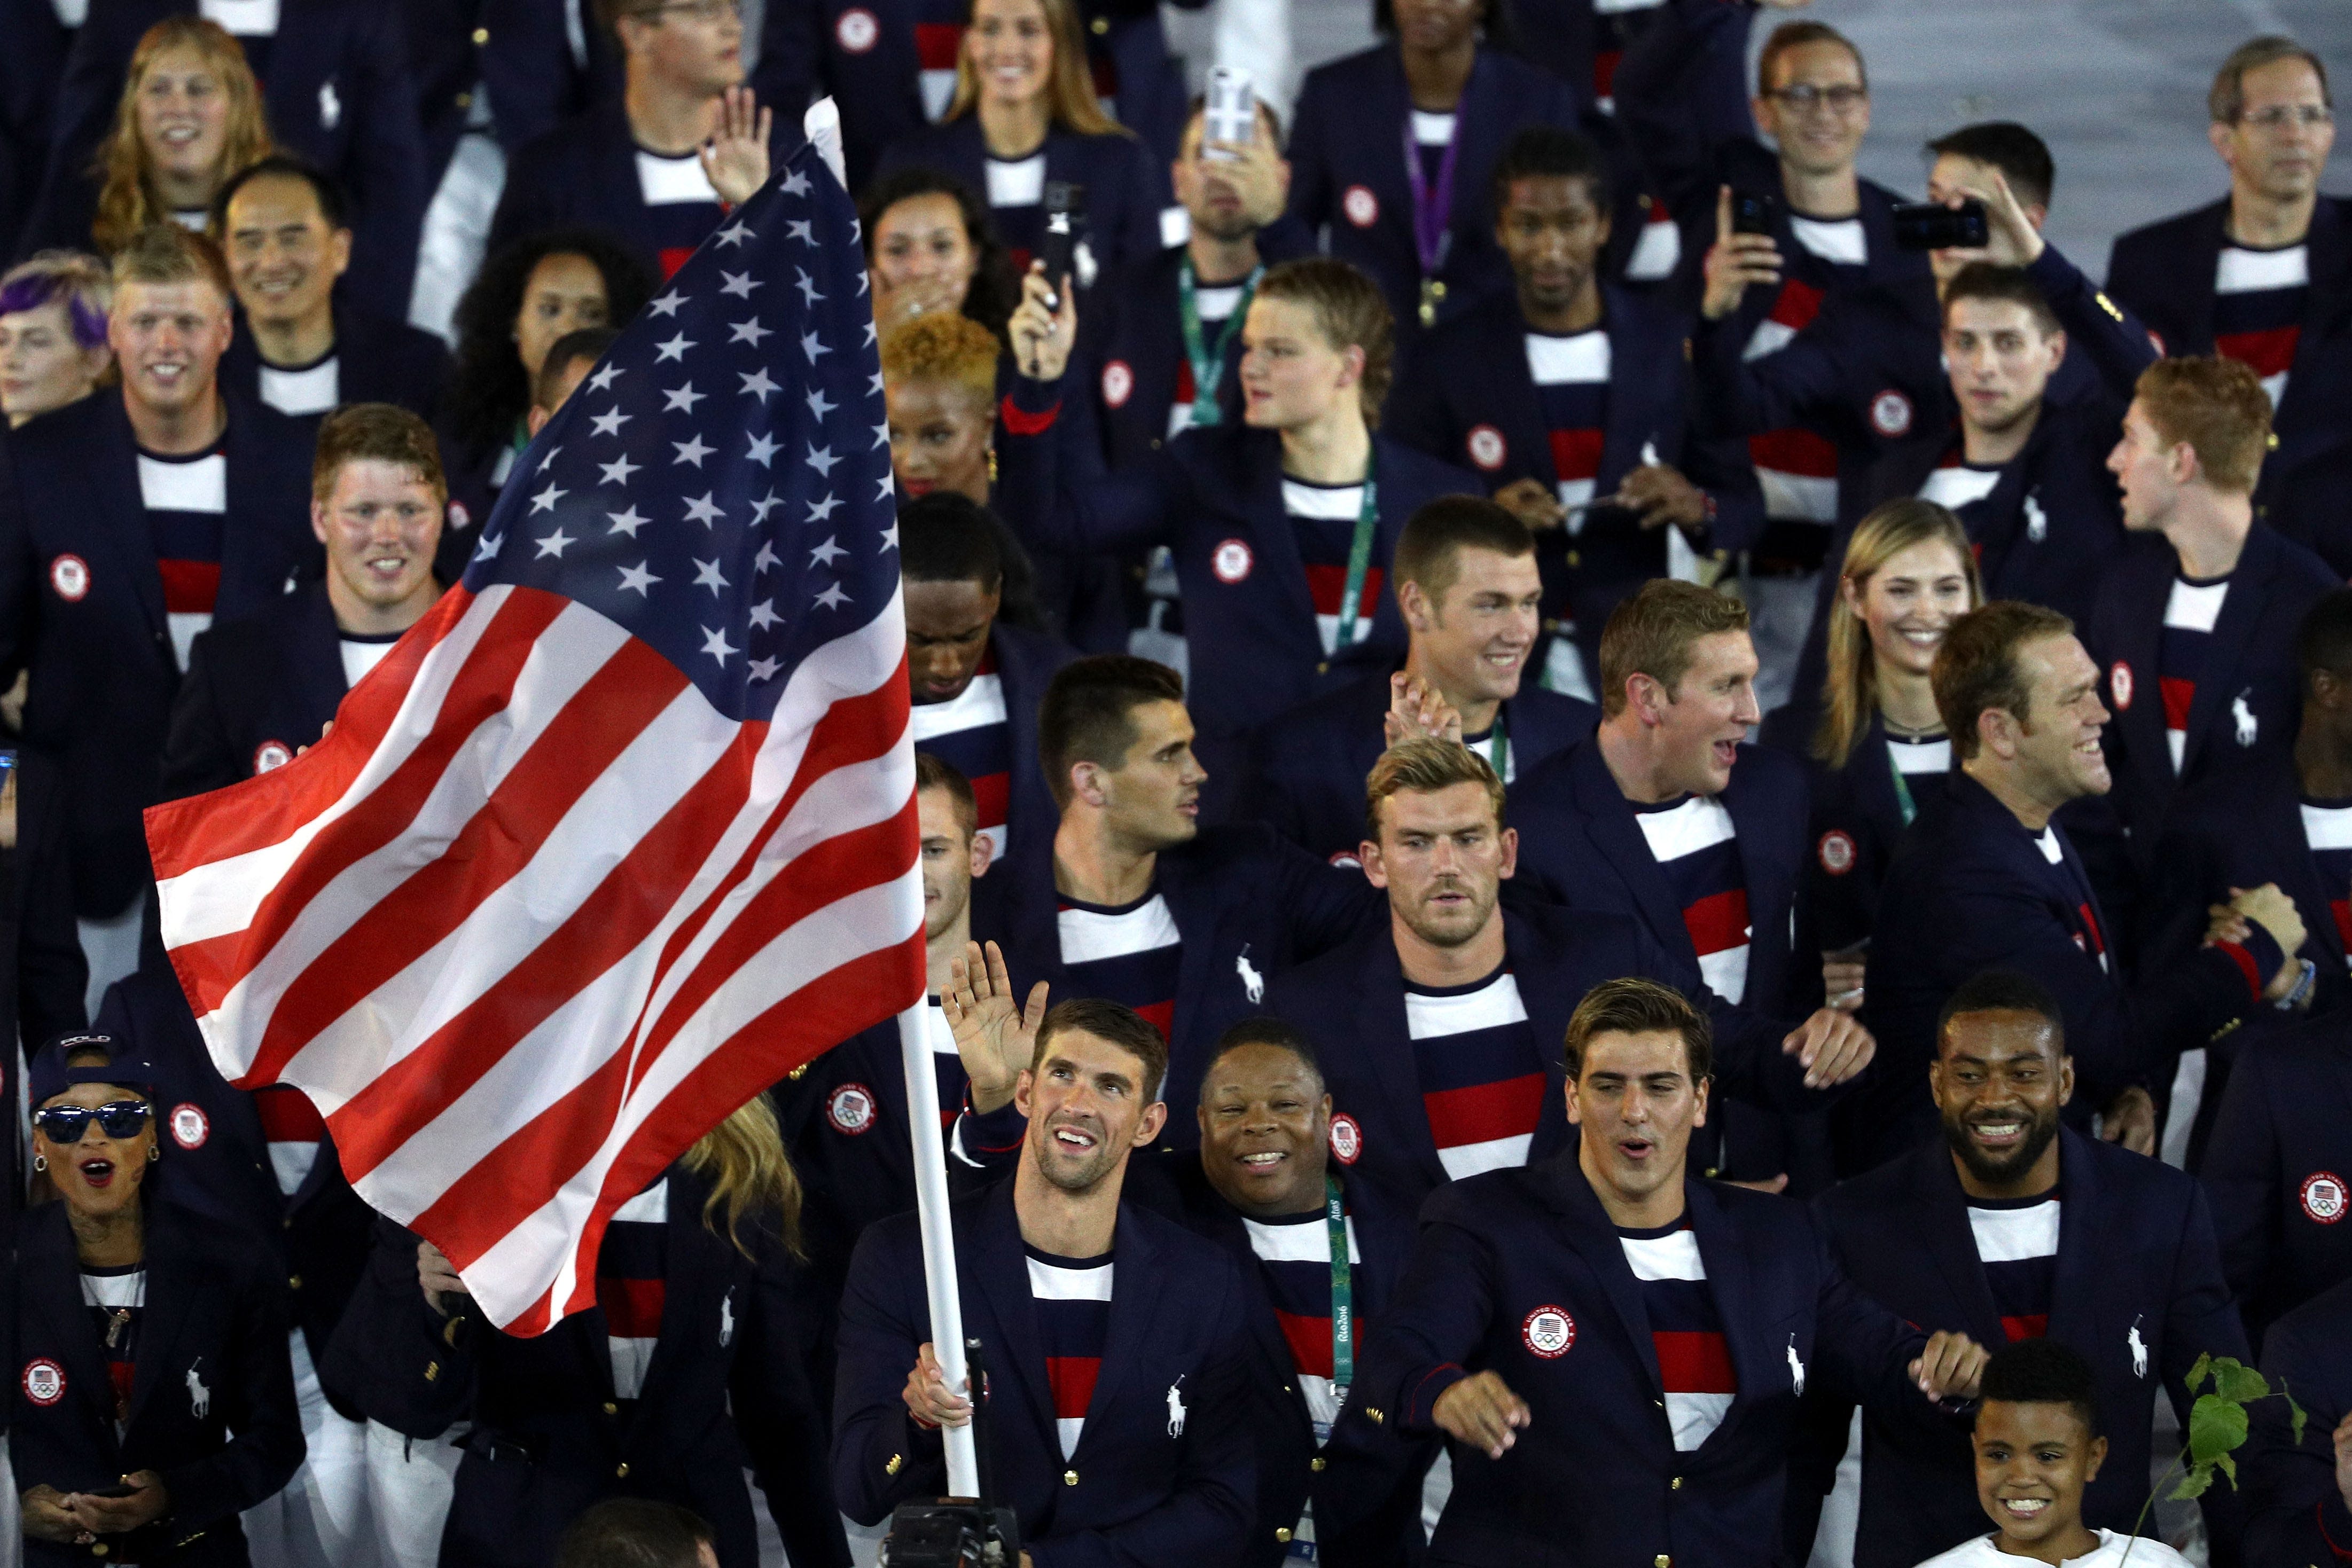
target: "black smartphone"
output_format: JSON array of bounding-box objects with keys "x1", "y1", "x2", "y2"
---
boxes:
[
  {"x1": 1890, "y1": 199, "x2": 1989, "y2": 250},
  {"x1": 1731, "y1": 191, "x2": 1777, "y2": 236},
  {"x1": 83, "y1": 1483, "x2": 142, "y2": 1500},
  {"x1": 1039, "y1": 182, "x2": 1087, "y2": 309}
]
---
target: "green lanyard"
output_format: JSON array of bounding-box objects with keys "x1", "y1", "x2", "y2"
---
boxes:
[
  {"x1": 1326, "y1": 1175, "x2": 1354, "y2": 1398},
  {"x1": 1889, "y1": 750, "x2": 1918, "y2": 828},
  {"x1": 1470, "y1": 712, "x2": 1510, "y2": 783},
  {"x1": 1177, "y1": 259, "x2": 1260, "y2": 429},
  {"x1": 1332, "y1": 452, "x2": 1381, "y2": 652}
]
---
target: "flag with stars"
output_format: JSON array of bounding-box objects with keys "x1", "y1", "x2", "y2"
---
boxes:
[{"x1": 142, "y1": 142, "x2": 924, "y2": 1334}]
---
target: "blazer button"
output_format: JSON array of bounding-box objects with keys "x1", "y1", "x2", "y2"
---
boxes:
[
  {"x1": 288, "y1": 1274, "x2": 302, "y2": 1290},
  {"x1": 604, "y1": 1401, "x2": 619, "y2": 1416},
  {"x1": 455, "y1": 91, "x2": 472, "y2": 109},
  {"x1": 91, "y1": 1547, "x2": 108, "y2": 1557},
  {"x1": 1655, "y1": 1557, "x2": 1670, "y2": 1567},
  {"x1": 424, "y1": 1361, "x2": 439, "y2": 1383},
  {"x1": 1364, "y1": 1406, "x2": 1383, "y2": 1424},
  {"x1": 1275, "y1": 1528, "x2": 1292, "y2": 1543},
  {"x1": 1315, "y1": 662, "x2": 1329, "y2": 676},
  {"x1": 886, "y1": 1454, "x2": 902, "y2": 1476},
  {"x1": 1565, "y1": 551, "x2": 1580, "y2": 568},
  {"x1": 1670, "y1": 1476, "x2": 1681, "y2": 1489},
  {"x1": 616, "y1": 1463, "x2": 630, "y2": 1479},
  {"x1": 1310, "y1": 1457, "x2": 1326, "y2": 1472},
  {"x1": 472, "y1": 26, "x2": 489, "y2": 42},
  {"x1": 1064, "y1": 1470, "x2": 1080, "y2": 1486},
  {"x1": 1089, "y1": 14, "x2": 1107, "y2": 30}
]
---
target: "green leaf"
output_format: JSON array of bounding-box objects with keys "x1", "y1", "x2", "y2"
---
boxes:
[
  {"x1": 2171, "y1": 1464, "x2": 2215, "y2": 1501},
  {"x1": 2187, "y1": 1393, "x2": 2249, "y2": 1467},
  {"x1": 2211, "y1": 1359, "x2": 2268, "y2": 1405},
  {"x1": 2214, "y1": 1451, "x2": 2239, "y2": 1491},
  {"x1": 2185, "y1": 1352, "x2": 2214, "y2": 1394},
  {"x1": 2289, "y1": 1391, "x2": 2309, "y2": 1448}
]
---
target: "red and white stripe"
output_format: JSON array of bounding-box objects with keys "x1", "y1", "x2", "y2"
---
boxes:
[{"x1": 145, "y1": 582, "x2": 926, "y2": 1332}]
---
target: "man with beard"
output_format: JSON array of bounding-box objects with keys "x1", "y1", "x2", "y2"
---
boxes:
[
  {"x1": 1267, "y1": 735, "x2": 1832, "y2": 1212},
  {"x1": 833, "y1": 997, "x2": 1259, "y2": 1568},
  {"x1": 1862, "y1": 602, "x2": 2308, "y2": 1174},
  {"x1": 1793, "y1": 969, "x2": 2248, "y2": 1567}
]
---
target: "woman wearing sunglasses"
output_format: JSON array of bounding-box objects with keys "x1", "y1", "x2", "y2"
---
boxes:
[{"x1": 13, "y1": 1032, "x2": 303, "y2": 1565}]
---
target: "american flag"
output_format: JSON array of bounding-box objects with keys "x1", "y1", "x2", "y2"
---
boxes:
[{"x1": 144, "y1": 143, "x2": 925, "y2": 1334}]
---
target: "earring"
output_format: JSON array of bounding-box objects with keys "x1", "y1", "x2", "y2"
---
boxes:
[
  {"x1": 32, "y1": 1154, "x2": 46, "y2": 1172},
  {"x1": 988, "y1": 445, "x2": 999, "y2": 484},
  {"x1": 147, "y1": 1144, "x2": 160, "y2": 1162}
]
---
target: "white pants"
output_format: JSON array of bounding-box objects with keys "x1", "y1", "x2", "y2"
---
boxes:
[
  {"x1": 242, "y1": 1331, "x2": 373, "y2": 1568},
  {"x1": 363, "y1": 1420, "x2": 464, "y2": 1568},
  {"x1": 1, "y1": 1433, "x2": 21, "y2": 1568},
  {"x1": 76, "y1": 893, "x2": 144, "y2": 1018},
  {"x1": 407, "y1": 130, "x2": 507, "y2": 346},
  {"x1": 1804, "y1": 1409, "x2": 1864, "y2": 1568},
  {"x1": 1742, "y1": 570, "x2": 1822, "y2": 720}
]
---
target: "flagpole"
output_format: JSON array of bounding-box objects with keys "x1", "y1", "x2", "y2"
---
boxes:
[{"x1": 896, "y1": 1002, "x2": 981, "y2": 1495}]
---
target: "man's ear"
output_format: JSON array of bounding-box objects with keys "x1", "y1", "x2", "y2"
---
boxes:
[
  {"x1": 1359, "y1": 838, "x2": 1389, "y2": 889},
  {"x1": 1134, "y1": 1099, "x2": 1168, "y2": 1148},
  {"x1": 2082, "y1": 1432, "x2": 2109, "y2": 1485},
  {"x1": 310, "y1": 498, "x2": 332, "y2": 547},
  {"x1": 1012, "y1": 1069, "x2": 1037, "y2": 1120},
  {"x1": 2206, "y1": 119, "x2": 2237, "y2": 170},
  {"x1": 967, "y1": 830, "x2": 994, "y2": 879},
  {"x1": 526, "y1": 404, "x2": 551, "y2": 438}
]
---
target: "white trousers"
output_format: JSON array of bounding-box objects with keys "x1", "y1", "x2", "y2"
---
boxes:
[
  {"x1": 363, "y1": 1420, "x2": 464, "y2": 1568},
  {"x1": 76, "y1": 895, "x2": 144, "y2": 1020},
  {"x1": 241, "y1": 1330, "x2": 373, "y2": 1568}
]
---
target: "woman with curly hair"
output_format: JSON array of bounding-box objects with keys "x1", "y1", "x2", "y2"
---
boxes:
[
  {"x1": 859, "y1": 165, "x2": 1023, "y2": 344},
  {"x1": 27, "y1": 18, "x2": 273, "y2": 259},
  {"x1": 433, "y1": 229, "x2": 654, "y2": 558}
]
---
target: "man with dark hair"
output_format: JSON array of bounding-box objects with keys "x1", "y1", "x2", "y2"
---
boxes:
[
  {"x1": 1798, "y1": 969, "x2": 2248, "y2": 1567},
  {"x1": 1255, "y1": 496, "x2": 1597, "y2": 864},
  {"x1": 952, "y1": 654, "x2": 1380, "y2": 1147},
  {"x1": 900, "y1": 492, "x2": 1075, "y2": 898},
  {"x1": 2106, "y1": 38, "x2": 2352, "y2": 572},
  {"x1": 0, "y1": 224, "x2": 318, "y2": 1003},
  {"x1": 1386, "y1": 126, "x2": 1762, "y2": 695},
  {"x1": 489, "y1": 0, "x2": 786, "y2": 280},
  {"x1": 555, "y1": 1498, "x2": 718, "y2": 1568},
  {"x1": 835, "y1": 996, "x2": 1258, "y2": 1568},
  {"x1": 531, "y1": 328, "x2": 621, "y2": 436},
  {"x1": 214, "y1": 156, "x2": 448, "y2": 425},
  {"x1": 1863, "y1": 602, "x2": 2307, "y2": 1173},
  {"x1": 162, "y1": 402, "x2": 447, "y2": 798},
  {"x1": 1508, "y1": 580, "x2": 1874, "y2": 1190},
  {"x1": 2243, "y1": 1273, "x2": 2352, "y2": 1566},
  {"x1": 1360, "y1": 975, "x2": 1989, "y2": 1568}
]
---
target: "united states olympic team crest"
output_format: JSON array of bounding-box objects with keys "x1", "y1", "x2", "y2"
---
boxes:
[
  {"x1": 21, "y1": 1359, "x2": 65, "y2": 1406},
  {"x1": 169, "y1": 1102, "x2": 210, "y2": 1150},
  {"x1": 827, "y1": 1084, "x2": 877, "y2": 1136},
  {"x1": 1817, "y1": 830, "x2": 1856, "y2": 876},
  {"x1": 1327, "y1": 1113, "x2": 1362, "y2": 1166},
  {"x1": 2301, "y1": 1171, "x2": 2347, "y2": 1224},
  {"x1": 1522, "y1": 1306, "x2": 1575, "y2": 1358}
]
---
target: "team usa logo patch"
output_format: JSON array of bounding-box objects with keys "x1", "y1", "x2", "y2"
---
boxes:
[
  {"x1": 1327, "y1": 1113, "x2": 1362, "y2": 1166},
  {"x1": 168, "y1": 1102, "x2": 209, "y2": 1150},
  {"x1": 1100, "y1": 360, "x2": 1135, "y2": 409},
  {"x1": 1465, "y1": 425, "x2": 1507, "y2": 471},
  {"x1": 253, "y1": 741, "x2": 294, "y2": 774},
  {"x1": 446, "y1": 499, "x2": 473, "y2": 533},
  {"x1": 48, "y1": 553, "x2": 89, "y2": 602},
  {"x1": 1342, "y1": 185, "x2": 1380, "y2": 228},
  {"x1": 834, "y1": 6, "x2": 879, "y2": 51},
  {"x1": 21, "y1": 1359, "x2": 64, "y2": 1406},
  {"x1": 1869, "y1": 389, "x2": 1913, "y2": 438},
  {"x1": 2108, "y1": 661, "x2": 2134, "y2": 712},
  {"x1": 1212, "y1": 538, "x2": 1254, "y2": 584},
  {"x1": 1817, "y1": 830, "x2": 1857, "y2": 876},
  {"x1": 1521, "y1": 1305, "x2": 1575, "y2": 1358},
  {"x1": 827, "y1": 1084, "x2": 878, "y2": 1136},
  {"x1": 2301, "y1": 1171, "x2": 2347, "y2": 1224}
]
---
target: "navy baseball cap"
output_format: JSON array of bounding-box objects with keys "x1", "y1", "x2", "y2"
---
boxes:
[{"x1": 27, "y1": 1032, "x2": 158, "y2": 1107}]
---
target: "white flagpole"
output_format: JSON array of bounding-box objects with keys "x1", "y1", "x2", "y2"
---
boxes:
[{"x1": 896, "y1": 1001, "x2": 981, "y2": 1495}]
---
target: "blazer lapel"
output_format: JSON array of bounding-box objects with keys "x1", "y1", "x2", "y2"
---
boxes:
[
  {"x1": 1544, "y1": 1155, "x2": 1661, "y2": 1392},
  {"x1": 1722, "y1": 755, "x2": 1793, "y2": 979},
  {"x1": 1236, "y1": 435, "x2": 1323, "y2": 649},
  {"x1": 125, "y1": 1201, "x2": 199, "y2": 1430},
  {"x1": 1355, "y1": 930, "x2": 1453, "y2": 1195},
  {"x1": 23, "y1": 1206, "x2": 120, "y2": 1438},
  {"x1": 1502, "y1": 912, "x2": 1576, "y2": 1160},
  {"x1": 2177, "y1": 528, "x2": 2275, "y2": 777},
  {"x1": 1915, "y1": 1144, "x2": 2009, "y2": 1349},
  {"x1": 2109, "y1": 548, "x2": 2170, "y2": 785},
  {"x1": 87, "y1": 403, "x2": 169, "y2": 644},
  {"x1": 1853, "y1": 721, "x2": 1910, "y2": 851},
  {"x1": 287, "y1": 582, "x2": 352, "y2": 727},
  {"x1": 1570, "y1": 742, "x2": 1691, "y2": 956},
  {"x1": 1072, "y1": 1204, "x2": 1162, "y2": 1460},
  {"x1": 1596, "y1": 287, "x2": 1663, "y2": 491},
  {"x1": 967, "y1": 1183, "x2": 1056, "y2": 1451},
  {"x1": 2043, "y1": 1129, "x2": 2109, "y2": 1352},
  {"x1": 1683, "y1": 1181, "x2": 1766, "y2": 1451}
]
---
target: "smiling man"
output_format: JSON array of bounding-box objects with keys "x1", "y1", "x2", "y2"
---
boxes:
[
  {"x1": 834, "y1": 997, "x2": 1260, "y2": 1568},
  {"x1": 1361, "y1": 976, "x2": 1989, "y2": 1568},
  {"x1": 1509, "y1": 579, "x2": 1876, "y2": 1191},
  {"x1": 1803, "y1": 970, "x2": 2250, "y2": 1568},
  {"x1": 1861, "y1": 602, "x2": 2308, "y2": 1175},
  {"x1": 1256, "y1": 497, "x2": 1596, "y2": 864}
]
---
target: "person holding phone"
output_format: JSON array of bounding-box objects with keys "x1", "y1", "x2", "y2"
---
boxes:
[{"x1": 13, "y1": 1031, "x2": 304, "y2": 1566}]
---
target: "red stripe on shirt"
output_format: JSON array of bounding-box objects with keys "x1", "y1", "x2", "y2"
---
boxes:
[
  {"x1": 1275, "y1": 1308, "x2": 1335, "y2": 1379},
  {"x1": 915, "y1": 22, "x2": 963, "y2": 67},
  {"x1": 2002, "y1": 1313, "x2": 2049, "y2": 1342},
  {"x1": 254, "y1": 1084, "x2": 325, "y2": 1141},
  {"x1": 2160, "y1": 675, "x2": 2195, "y2": 732},
  {"x1": 158, "y1": 558, "x2": 221, "y2": 614},
  {"x1": 1046, "y1": 1355, "x2": 1100, "y2": 1418},
  {"x1": 1767, "y1": 277, "x2": 1825, "y2": 331},
  {"x1": 658, "y1": 247, "x2": 695, "y2": 280},
  {"x1": 597, "y1": 1275, "x2": 666, "y2": 1338},
  {"x1": 1549, "y1": 427, "x2": 1605, "y2": 483},
  {"x1": 1303, "y1": 563, "x2": 1387, "y2": 617},
  {"x1": 969, "y1": 771, "x2": 1010, "y2": 832},
  {"x1": 1747, "y1": 425, "x2": 1840, "y2": 477},
  {"x1": 2215, "y1": 324, "x2": 2300, "y2": 379},
  {"x1": 1682, "y1": 887, "x2": 1750, "y2": 958},
  {"x1": 1421, "y1": 1073, "x2": 1545, "y2": 1149},
  {"x1": 1653, "y1": 1330, "x2": 1737, "y2": 1393}
]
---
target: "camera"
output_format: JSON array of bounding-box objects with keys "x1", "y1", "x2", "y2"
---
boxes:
[
  {"x1": 1890, "y1": 199, "x2": 1989, "y2": 251},
  {"x1": 881, "y1": 1340, "x2": 1022, "y2": 1568},
  {"x1": 1731, "y1": 191, "x2": 1777, "y2": 237}
]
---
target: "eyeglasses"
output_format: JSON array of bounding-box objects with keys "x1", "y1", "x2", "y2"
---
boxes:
[
  {"x1": 634, "y1": 0, "x2": 740, "y2": 21},
  {"x1": 1768, "y1": 84, "x2": 1867, "y2": 115},
  {"x1": 33, "y1": 1101, "x2": 153, "y2": 1143},
  {"x1": 2238, "y1": 104, "x2": 2334, "y2": 130}
]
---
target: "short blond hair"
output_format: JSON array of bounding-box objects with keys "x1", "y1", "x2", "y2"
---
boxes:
[
  {"x1": 1365, "y1": 737, "x2": 1505, "y2": 843},
  {"x1": 880, "y1": 311, "x2": 999, "y2": 403},
  {"x1": 109, "y1": 223, "x2": 232, "y2": 304},
  {"x1": 2134, "y1": 356, "x2": 2272, "y2": 497},
  {"x1": 1597, "y1": 580, "x2": 1751, "y2": 718}
]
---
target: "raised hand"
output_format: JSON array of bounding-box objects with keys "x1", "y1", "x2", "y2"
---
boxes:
[
  {"x1": 942, "y1": 939, "x2": 1048, "y2": 1113},
  {"x1": 1008, "y1": 262, "x2": 1078, "y2": 381},
  {"x1": 1385, "y1": 671, "x2": 1464, "y2": 748},
  {"x1": 700, "y1": 85, "x2": 773, "y2": 208},
  {"x1": 1702, "y1": 184, "x2": 1784, "y2": 322},
  {"x1": 1781, "y1": 1007, "x2": 1875, "y2": 1088},
  {"x1": 1909, "y1": 1330, "x2": 1989, "y2": 1401}
]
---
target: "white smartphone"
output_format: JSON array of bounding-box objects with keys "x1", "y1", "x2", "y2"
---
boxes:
[{"x1": 1204, "y1": 66, "x2": 1256, "y2": 161}]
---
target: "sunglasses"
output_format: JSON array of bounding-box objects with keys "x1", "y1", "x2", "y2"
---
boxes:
[{"x1": 33, "y1": 1101, "x2": 153, "y2": 1143}]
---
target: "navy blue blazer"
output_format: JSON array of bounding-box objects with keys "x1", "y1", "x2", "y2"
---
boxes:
[
  {"x1": 2203, "y1": 1012, "x2": 2352, "y2": 1348},
  {"x1": 958, "y1": 618, "x2": 1081, "y2": 929},
  {"x1": 992, "y1": 821, "x2": 1386, "y2": 1139},
  {"x1": 218, "y1": 306, "x2": 450, "y2": 427},
  {"x1": 0, "y1": 391, "x2": 320, "y2": 916},
  {"x1": 1265, "y1": 902, "x2": 1802, "y2": 1211},
  {"x1": 2244, "y1": 1273, "x2": 2352, "y2": 1566},
  {"x1": 1361, "y1": 1155, "x2": 1937, "y2": 1568},
  {"x1": 161, "y1": 579, "x2": 355, "y2": 798},
  {"x1": 2086, "y1": 524, "x2": 2338, "y2": 863},
  {"x1": 1386, "y1": 287, "x2": 1766, "y2": 643},
  {"x1": 474, "y1": 0, "x2": 623, "y2": 159},
  {"x1": 1864, "y1": 772, "x2": 2269, "y2": 1171},
  {"x1": 1803, "y1": 1127, "x2": 2248, "y2": 1568},
  {"x1": 26, "y1": 0, "x2": 427, "y2": 305},
  {"x1": 875, "y1": 117, "x2": 1171, "y2": 303},
  {"x1": 13, "y1": 1196, "x2": 303, "y2": 1567},
  {"x1": 0, "y1": 0, "x2": 72, "y2": 256},
  {"x1": 362, "y1": 1169, "x2": 843, "y2": 1568},
  {"x1": 488, "y1": 99, "x2": 802, "y2": 282},
  {"x1": 1252, "y1": 661, "x2": 1597, "y2": 865},
  {"x1": 2106, "y1": 195, "x2": 2352, "y2": 574},
  {"x1": 5, "y1": 750, "x2": 92, "y2": 1056},
  {"x1": 1286, "y1": 45, "x2": 1579, "y2": 338},
  {"x1": 833, "y1": 1177, "x2": 1257, "y2": 1568},
  {"x1": 95, "y1": 965, "x2": 378, "y2": 1392},
  {"x1": 998, "y1": 381, "x2": 1481, "y2": 738},
  {"x1": 1756, "y1": 708, "x2": 1953, "y2": 958},
  {"x1": 1119, "y1": 1150, "x2": 1432, "y2": 1568}
]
